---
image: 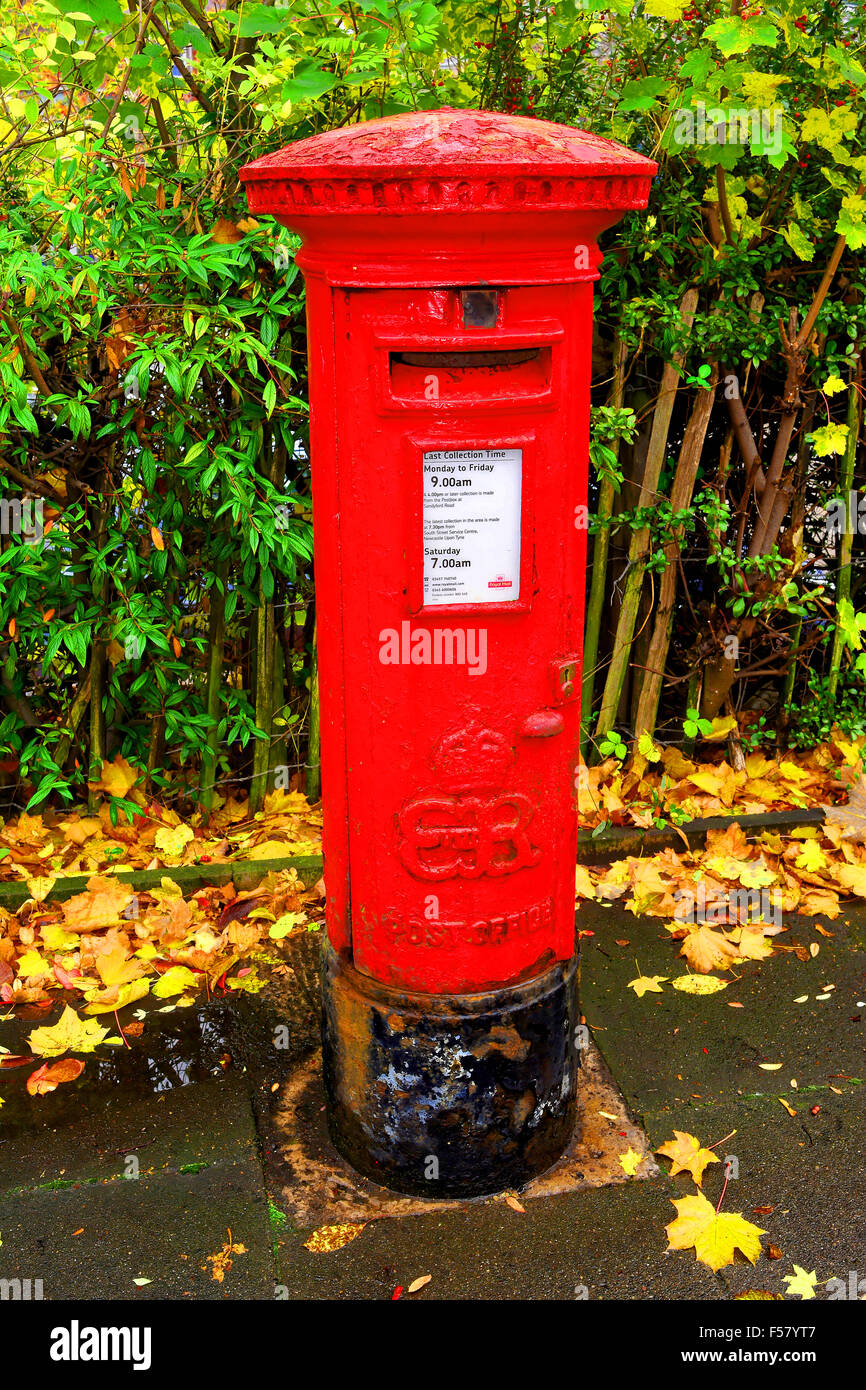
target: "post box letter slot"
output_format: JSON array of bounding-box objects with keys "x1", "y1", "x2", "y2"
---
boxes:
[{"x1": 389, "y1": 347, "x2": 551, "y2": 404}]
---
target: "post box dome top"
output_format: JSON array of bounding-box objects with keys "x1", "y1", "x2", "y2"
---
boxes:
[{"x1": 240, "y1": 107, "x2": 656, "y2": 215}]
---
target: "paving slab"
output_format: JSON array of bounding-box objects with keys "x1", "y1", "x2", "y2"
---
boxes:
[
  {"x1": 0, "y1": 1160, "x2": 275, "y2": 1300},
  {"x1": 644, "y1": 1090, "x2": 866, "y2": 1300},
  {"x1": 273, "y1": 1176, "x2": 723, "y2": 1300},
  {"x1": 579, "y1": 900, "x2": 866, "y2": 1114},
  {"x1": 0, "y1": 1074, "x2": 262, "y2": 1193}
]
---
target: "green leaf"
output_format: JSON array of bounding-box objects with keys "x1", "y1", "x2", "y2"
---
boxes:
[
  {"x1": 704, "y1": 14, "x2": 777, "y2": 56},
  {"x1": 781, "y1": 221, "x2": 814, "y2": 262}
]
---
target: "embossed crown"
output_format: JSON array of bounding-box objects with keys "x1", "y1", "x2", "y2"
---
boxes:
[{"x1": 430, "y1": 721, "x2": 515, "y2": 792}]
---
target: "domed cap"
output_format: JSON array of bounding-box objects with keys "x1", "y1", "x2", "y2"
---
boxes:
[{"x1": 240, "y1": 107, "x2": 656, "y2": 217}]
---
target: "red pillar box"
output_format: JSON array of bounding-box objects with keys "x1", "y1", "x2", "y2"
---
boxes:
[{"x1": 241, "y1": 110, "x2": 655, "y2": 1197}]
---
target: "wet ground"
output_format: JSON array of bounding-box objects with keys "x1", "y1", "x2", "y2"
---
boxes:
[{"x1": 0, "y1": 902, "x2": 863, "y2": 1300}]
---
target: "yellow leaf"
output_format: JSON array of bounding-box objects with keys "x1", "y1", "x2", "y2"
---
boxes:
[
  {"x1": 152, "y1": 965, "x2": 198, "y2": 998},
  {"x1": 637, "y1": 732, "x2": 663, "y2": 761},
  {"x1": 150, "y1": 526, "x2": 164, "y2": 551},
  {"x1": 689, "y1": 771, "x2": 724, "y2": 795},
  {"x1": 671, "y1": 975, "x2": 728, "y2": 995},
  {"x1": 61, "y1": 877, "x2": 134, "y2": 933},
  {"x1": 619, "y1": 1146, "x2": 645, "y2": 1176},
  {"x1": 303, "y1": 1223, "x2": 366, "y2": 1254},
  {"x1": 83, "y1": 976, "x2": 150, "y2": 1014},
  {"x1": 94, "y1": 946, "x2": 144, "y2": 988},
  {"x1": 41, "y1": 923, "x2": 79, "y2": 951},
  {"x1": 627, "y1": 974, "x2": 668, "y2": 998},
  {"x1": 90, "y1": 754, "x2": 140, "y2": 799},
  {"x1": 574, "y1": 865, "x2": 596, "y2": 899},
  {"x1": 407, "y1": 1275, "x2": 432, "y2": 1294},
  {"x1": 833, "y1": 862, "x2": 866, "y2": 898},
  {"x1": 782, "y1": 1265, "x2": 818, "y2": 1300},
  {"x1": 703, "y1": 715, "x2": 738, "y2": 742},
  {"x1": 795, "y1": 840, "x2": 827, "y2": 872},
  {"x1": 154, "y1": 823, "x2": 194, "y2": 858},
  {"x1": 28, "y1": 1005, "x2": 112, "y2": 1057},
  {"x1": 680, "y1": 925, "x2": 739, "y2": 974},
  {"x1": 666, "y1": 1192, "x2": 766, "y2": 1271},
  {"x1": 16, "y1": 949, "x2": 50, "y2": 978},
  {"x1": 656, "y1": 1131, "x2": 721, "y2": 1187}
]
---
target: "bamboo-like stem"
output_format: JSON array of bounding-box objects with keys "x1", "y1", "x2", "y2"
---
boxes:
[
  {"x1": 306, "y1": 616, "x2": 321, "y2": 803},
  {"x1": 200, "y1": 559, "x2": 228, "y2": 821},
  {"x1": 594, "y1": 288, "x2": 699, "y2": 743},
  {"x1": 634, "y1": 365, "x2": 719, "y2": 737},
  {"x1": 580, "y1": 334, "x2": 627, "y2": 761},
  {"x1": 827, "y1": 375, "x2": 862, "y2": 706}
]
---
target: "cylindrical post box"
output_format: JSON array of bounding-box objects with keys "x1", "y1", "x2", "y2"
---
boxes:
[{"x1": 241, "y1": 109, "x2": 655, "y2": 1197}]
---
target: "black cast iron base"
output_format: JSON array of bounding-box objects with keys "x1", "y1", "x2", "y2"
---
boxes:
[{"x1": 321, "y1": 943, "x2": 579, "y2": 1198}]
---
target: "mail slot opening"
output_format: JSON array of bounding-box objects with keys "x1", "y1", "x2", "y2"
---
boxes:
[{"x1": 389, "y1": 346, "x2": 551, "y2": 402}]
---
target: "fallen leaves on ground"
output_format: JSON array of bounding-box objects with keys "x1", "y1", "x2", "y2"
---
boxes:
[
  {"x1": 577, "y1": 737, "x2": 860, "y2": 831},
  {"x1": 619, "y1": 1147, "x2": 645, "y2": 1176},
  {"x1": 204, "y1": 1232, "x2": 247, "y2": 1282},
  {"x1": 302, "y1": 1223, "x2": 366, "y2": 1254},
  {"x1": 0, "y1": 773, "x2": 323, "y2": 887},
  {"x1": 666, "y1": 1192, "x2": 766, "y2": 1272},
  {"x1": 656, "y1": 1131, "x2": 720, "y2": 1187},
  {"x1": 782, "y1": 1265, "x2": 819, "y2": 1300},
  {"x1": 627, "y1": 973, "x2": 667, "y2": 997},
  {"x1": 28, "y1": 1005, "x2": 116, "y2": 1057},
  {"x1": 26, "y1": 1057, "x2": 85, "y2": 1095}
]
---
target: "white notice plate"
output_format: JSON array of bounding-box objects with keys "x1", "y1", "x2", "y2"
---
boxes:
[{"x1": 422, "y1": 448, "x2": 522, "y2": 606}]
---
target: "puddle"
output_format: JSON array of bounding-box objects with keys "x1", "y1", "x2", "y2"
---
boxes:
[{"x1": 0, "y1": 935, "x2": 322, "y2": 1134}]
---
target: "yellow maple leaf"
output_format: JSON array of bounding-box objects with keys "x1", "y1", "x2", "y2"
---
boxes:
[
  {"x1": 680, "y1": 924, "x2": 739, "y2": 974},
  {"x1": 782, "y1": 1265, "x2": 818, "y2": 1300},
  {"x1": 154, "y1": 823, "x2": 195, "y2": 858},
  {"x1": 619, "y1": 1147, "x2": 645, "y2": 1176},
  {"x1": 627, "y1": 974, "x2": 668, "y2": 998},
  {"x1": 666, "y1": 1192, "x2": 766, "y2": 1271},
  {"x1": 95, "y1": 945, "x2": 144, "y2": 989},
  {"x1": 795, "y1": 840, "x2": 827, "y2": 873},
  {"x1": 28, "y1": 1005, "x2": 113, "y2": 1057},
  {"x1": 89, "y1": 754, "x2": 141, "y2": 799},
  {"x1": 656, "y1": 1131, "x2": 720, "y2": 1187},
  {"x1": 729, "y1": 926, "x2": 774, "y2": 962},
  {"x1": 61, "y1": 877, "x2": 134, "y2": 933}
]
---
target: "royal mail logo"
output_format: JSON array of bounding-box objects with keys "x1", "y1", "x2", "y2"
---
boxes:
[
  {"x1": 487, "y1": 574, "x2": 513, "y2": 589},
  {"x1": 397, "y1": 791, "x2": 542, "y2": 880}
]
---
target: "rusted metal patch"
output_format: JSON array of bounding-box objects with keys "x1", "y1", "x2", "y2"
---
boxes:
[{"x1": 266, "y1": 1038, "x2": 658, "y2": 1229}]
